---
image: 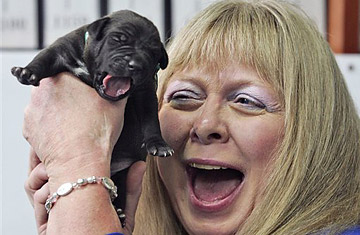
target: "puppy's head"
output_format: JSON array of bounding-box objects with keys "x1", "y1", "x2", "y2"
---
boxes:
[{"x1": 85, "y1": 10, "x2": 168, "y2": 101}]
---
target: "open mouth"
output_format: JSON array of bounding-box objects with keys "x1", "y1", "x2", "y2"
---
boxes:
[
  {"x1": 186, "y1": 162, "x2": 245, "y2": 211},
  {"x1": 100, "y1": 74, "x2": 131, "y2": 100}
]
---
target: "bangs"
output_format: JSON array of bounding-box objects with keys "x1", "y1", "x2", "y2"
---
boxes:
[{"x1": 165, "y1": 0, "x2": 285, "y2": 87}]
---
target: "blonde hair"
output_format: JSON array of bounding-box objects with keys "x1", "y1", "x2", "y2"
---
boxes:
[{"x1": 135, "y1": 1, "x2": 360, "y2": 234}]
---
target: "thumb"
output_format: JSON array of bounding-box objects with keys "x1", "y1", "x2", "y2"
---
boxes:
[{"x1": 123, "y1": 161, "x2": 146, "y2": 233}]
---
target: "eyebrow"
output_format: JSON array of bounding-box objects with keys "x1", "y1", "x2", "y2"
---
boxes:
[
  {"x1": 168, "y1": 73, "x2": 203, "y2": 86},
  {"x1": 170, "y1": 68, "x2": 276, "y2": 92}
]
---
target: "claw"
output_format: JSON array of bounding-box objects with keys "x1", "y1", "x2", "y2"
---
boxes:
[
  {"x1": 145, "y1": 139, "x2": 174, "y2": 158},
  {"x1": 151, "y1": 149, "x2": 157, "y2": 156},
  {"x1": 20, "y1": 69, "x2": 28, "y2": 78},
  {"x1": 11, "y1": 67, "x2": 16, "y2": 75},
  {"x1": 29, "y1": 74, "x2": 37, "y2": 81},
  {"x1": 11, "y1": 67, "x2": 21, "y2": 77}
]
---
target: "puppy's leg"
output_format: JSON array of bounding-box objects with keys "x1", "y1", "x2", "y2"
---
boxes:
[
  {"x1": 11, "y1": 47, "x2": 72, "y2": 86},
  {"x1": 134, "y1": 85, "x2": 174, "y2": 157}
]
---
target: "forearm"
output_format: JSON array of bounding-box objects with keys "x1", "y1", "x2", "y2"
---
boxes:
[{"x1": 46, "y1": 156, "x2": 121, "y2": 234}]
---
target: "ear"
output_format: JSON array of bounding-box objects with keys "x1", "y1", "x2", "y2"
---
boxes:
[
  {"x1": 87, "y1": 17, "x2": 110, "y2": 40},
  {"x1": 159, "y1": 46, "x2": 169, "y2": 70}
]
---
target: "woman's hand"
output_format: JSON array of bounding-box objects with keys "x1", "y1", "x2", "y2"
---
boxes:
[
  {"x1": 23, "y1": 73, "x2": 127, "y2": 186},
  {"x1": 23, "y1": 73, "x2": 146, "y2": 234}
]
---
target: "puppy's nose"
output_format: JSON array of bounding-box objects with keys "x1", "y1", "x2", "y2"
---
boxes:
[{"x1": 128, "y1": 60, "x2": 142, "y2": 71}]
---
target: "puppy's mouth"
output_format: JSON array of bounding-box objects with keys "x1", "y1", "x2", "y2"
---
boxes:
[{"x1": 99, "y1": 74, "x2": 132, "y2": 100}]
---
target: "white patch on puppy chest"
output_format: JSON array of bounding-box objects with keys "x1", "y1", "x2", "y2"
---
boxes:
[
  {"x1": 72, "y1": 67, "x2": 89, "y2": 76},
  {"x1": 56, "y1": 56, "x2": 89, "y2": 77},
  {"x1": 72, "y1": 60, "x2": 89, "y2": 76}
]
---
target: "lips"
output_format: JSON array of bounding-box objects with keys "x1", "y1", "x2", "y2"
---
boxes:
[{"x1": 186, "y1": 160, "x2": 245, "y2": 212}]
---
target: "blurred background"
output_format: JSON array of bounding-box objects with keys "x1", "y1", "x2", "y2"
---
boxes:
[{"x1": 1, "y1": 0, "x2": 359, "y2": 234}]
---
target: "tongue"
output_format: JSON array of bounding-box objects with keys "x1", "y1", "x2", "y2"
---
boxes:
[
  {"x1": 193, "y1": 169, "x2": 242, "y2": 202},
  {"x1": 103, "y1": 75, "x2": 131, "y2": 97}
]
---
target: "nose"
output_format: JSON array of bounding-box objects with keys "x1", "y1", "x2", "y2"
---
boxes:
[
  {"x1": 190, "y1": 99, "x2": 229, "y2": 145},
  {"x1": 128, "y1": 59, "x2": 142, "y2": 71}
]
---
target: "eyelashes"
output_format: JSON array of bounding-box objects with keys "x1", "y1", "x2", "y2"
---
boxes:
[
  {"x1": 231, "y1": 93, "x2": 267, "y2": 110},
  {"x1": 165, "y1": 90, "x2": 204, "y2": 110},
  {"x1": 170, "y1": 90, "x2": 202, "y2": 100}
]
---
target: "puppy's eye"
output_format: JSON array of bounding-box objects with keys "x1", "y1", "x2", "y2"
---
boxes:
[
  {"x1": 111, "y1": 34, "x2": 128, "y2": 43},
  {"x1": 119, "y1": 34, "x2": 127, "y2": 41}
]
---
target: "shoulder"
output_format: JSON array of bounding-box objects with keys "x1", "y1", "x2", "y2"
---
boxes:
[{"x1": 340, "y1": 226, "x2": 360, "y2": 235}]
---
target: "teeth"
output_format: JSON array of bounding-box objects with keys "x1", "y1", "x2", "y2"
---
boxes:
[{"x1": 189, "y1": 163, "x2": 228, "y2": 170}]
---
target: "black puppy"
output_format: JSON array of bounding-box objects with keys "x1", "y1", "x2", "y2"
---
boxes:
[{"x1": 11, "y1": 10, "x2": 173, "y2": 217}]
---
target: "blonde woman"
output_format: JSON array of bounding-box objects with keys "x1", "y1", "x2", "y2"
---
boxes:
[{"x1": 24, "y1": 0, "x2": 359, "y2": 234}]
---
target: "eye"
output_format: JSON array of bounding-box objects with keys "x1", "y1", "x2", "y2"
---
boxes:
[
  {"x1": 166, "y1": 90, "x2": 204, "y2": 110},
  {"x1": 171, "y1": 90, "x2": 199, "y2": 100},
  {"x1": 111, "y1": 34, "x2": 128, "y2": 43},
  {"x1": 233, "y1": 93, "x2": 266, "y2": 110},
  {"x1": 119, "y1": 34, "x2": 127, "y2": 41}
]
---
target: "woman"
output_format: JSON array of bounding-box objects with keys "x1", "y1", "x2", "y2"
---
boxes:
[{"x1": 24, "y1": 0, "x2": 360, "y2": 234}]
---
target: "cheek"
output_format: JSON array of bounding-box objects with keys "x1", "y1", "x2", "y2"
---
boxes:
[
  {"x1": 157, "y1": 156, "x2": 173, "y2": 185},
  {"x1": 159, "y1": 106, "x2": 193, "y2": 151},
  {"x1": 232, "y1": 116, "x2": 283, "y2": 166}
]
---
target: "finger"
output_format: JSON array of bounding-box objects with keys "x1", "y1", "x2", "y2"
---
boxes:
[
  {"x1": 28, "y1": 148, "x2": 41, "y2": 175},
  {"x1": 25, "y1": 162, "x2": 48, "y2": 206},
  {"x1": 123, "y1": 161, "x2": 146, "y2": 231},
  {"x1": 33, "y1": 182, "x2": 49, "y2": 232},
  {"x1": 27, "y1": 162, "x2": 48, "y2": 191}
]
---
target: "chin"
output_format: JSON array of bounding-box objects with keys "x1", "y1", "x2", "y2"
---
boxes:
[
  {"x1": 182, "y1": 216, "x2": 240, "y2": 235},
  {"x1": 175, "y1": 185, "x2": 251, "y2": 235}
]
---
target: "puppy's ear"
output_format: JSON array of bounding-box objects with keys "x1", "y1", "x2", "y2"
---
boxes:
[
  {"x1": 87, "y1": 17, "x2": 110, "y2": 41},
  {"x1": 159, "y1": 46, "x2": 169, "y2": 70}
]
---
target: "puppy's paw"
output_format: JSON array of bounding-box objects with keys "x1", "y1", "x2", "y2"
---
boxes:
[
  {"x1": 144, "y1": 139, "x2": 174, "y2": 157},
  {"x1": 11, "y1": 67, "x2": 40, "y2": 86}
]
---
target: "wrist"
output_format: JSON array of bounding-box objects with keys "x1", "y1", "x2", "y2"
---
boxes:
[
  {"x1": 46, "y1": 176, "x2": 118, "y2": 213},
  {"x1": 46, "y1": 151, "x2": 112, "y2": 192}
]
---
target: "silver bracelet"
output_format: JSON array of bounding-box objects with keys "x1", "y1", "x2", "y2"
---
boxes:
[
  {"x1": 44, "y1": 176, "x2": 126, "y2": 227},
  {"x1": 45, "y1": 176, "x2": 118, "y2": 214}
]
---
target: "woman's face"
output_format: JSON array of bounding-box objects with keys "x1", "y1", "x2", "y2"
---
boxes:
[{"x1": 157, "y1": 63, "x2": 284, "y2": 235}]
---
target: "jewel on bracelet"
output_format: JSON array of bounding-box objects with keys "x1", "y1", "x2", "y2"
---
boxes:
[
  {"x1": 57, "y1": 182, "x2": 74, "y2": 196},
  {"x1": 102, "y1": 177, "x2": 114, "y2": 189},
  {"x1": 87, "y1": 176, "x2": 97, "y2": 183},
  {"x1": 77, "y1": 178, "x2": 87, "y2": 186},
  {"x1": 45, "y1": 200, "x2": 52, "y2": 212}
]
